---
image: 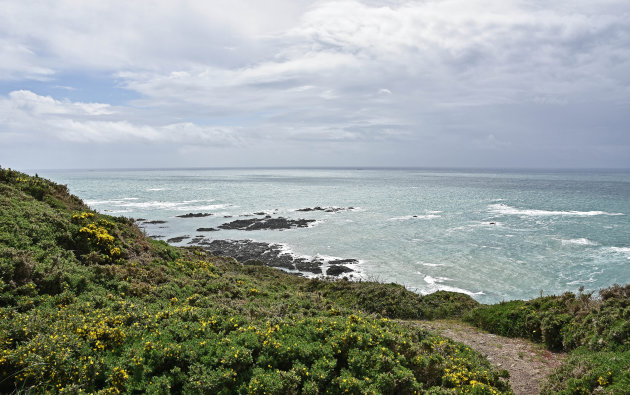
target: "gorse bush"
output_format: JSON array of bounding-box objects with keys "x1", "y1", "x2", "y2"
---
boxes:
[
  {"x1": 303, "y1": 281, "x2": 479, "y2": 320},
  {"x1": 0, "y1": 168, "x2": 513, "y2": 394},
  {"x1": 463, "y1": 287, "x2": 630, "y2": 352},
  {"x1": 463, "y1": 286, "x2": 630, "y2": 393},
  {"x1": 541, "y1": 348, "x2": 630, "y2": 394}
]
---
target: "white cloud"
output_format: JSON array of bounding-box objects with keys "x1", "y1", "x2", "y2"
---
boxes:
[
  {"x1": 0, "y1": 91, "x2": 240, "y2": 146},
  {"x1": 0, "y1": 40, "x2": 54, "y2": 80},
  {"x1": 0, "y1": 0, "x2": 314, "y2": 74},
  {"x1": 8, "y1": 90, "x2": 113, "y2": 116}
]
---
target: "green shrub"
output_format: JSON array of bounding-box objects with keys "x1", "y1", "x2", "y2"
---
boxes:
[
  {"x1": 541, "y1": 348, "x2": 630, "y2": 394},
  {"x1": 416, "y1": 290, "x2": 479, "y2": 320},
  {"x1": 464, "y1": 288, "x2": 629, "y2": 352}
]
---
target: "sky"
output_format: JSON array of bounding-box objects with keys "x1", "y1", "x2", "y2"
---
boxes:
[{"x1": 1, "y1": 0, "x2": 629, "y2": 170}]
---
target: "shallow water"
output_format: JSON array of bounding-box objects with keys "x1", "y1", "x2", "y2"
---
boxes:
[{"x1": 38, "y1": 168, "x2": 630, "y2": 304}]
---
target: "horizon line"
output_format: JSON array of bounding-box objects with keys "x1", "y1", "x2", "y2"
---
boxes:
[{"x1": 15, "y1": 165, "x2": 630, "y2": 173}]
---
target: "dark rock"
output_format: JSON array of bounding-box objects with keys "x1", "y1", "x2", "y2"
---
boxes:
[
  {"x1": 296, "y1": 206, "x2": 354, "y2": 213},
  {"x1": 326, "y1": 265, "x2": 353, "y2": 276},
  {"x1": 195, "y1": 240, "x2": 348, "y2": 277},
  {"x1": 224, "y1": 215, "x2": 233, "y2": 218},
  {"x1": 136, "y1": 218, "x2": 147, "y2": 222},
  {"x1": 201, "y1": 240, "x2": 296, "y2": 271},
  {"x1": 192, "y1": 239, "x2": 356, "y2": 277},
  {"x1": 188, "y1": 236, "x2": 206, "y2": 244},
  {"x1": 148, "y1": 235, "x2": 164, "y2": 238},
  {"x1": 253, "y1": 212, "x2": 266, "y2": 216},
  {"x1": 295, "y1": 206, "x2": 321, "y2": 212},
  {"x1": 218, "y1": 216, "x2": 315, "y2": 231},
  {"x1": 328, "y1": 258, "x2": 359, "y2": 265},
  {"x1": 167, "y1": 235, "x2": 190, "y2": 243},
  {"x1": 295, "y1": 260, "x2": 323, "y2": 274},
  {"x1": 144, "y1": 220, "x2": 167, "y2": 224},
  {"x1": 196, "y1": 227, "x2": 219, "y2": 232},
  {"x1": 176, "y1": 212, "x2": 213, "y2": 218}
]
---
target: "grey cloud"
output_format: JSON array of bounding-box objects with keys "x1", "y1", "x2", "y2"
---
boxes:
[{"x1": 1, "y1": 0, "x2": 629, "y2": 168}]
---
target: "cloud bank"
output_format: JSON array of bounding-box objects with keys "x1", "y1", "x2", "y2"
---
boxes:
[{"x1": 1, "y1": 0, "x2": 629, "y2": 168}]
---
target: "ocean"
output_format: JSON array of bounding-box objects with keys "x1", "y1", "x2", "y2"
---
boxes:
[{"x1": 37, "y1": 168, "x2": 630, "y2": 304}]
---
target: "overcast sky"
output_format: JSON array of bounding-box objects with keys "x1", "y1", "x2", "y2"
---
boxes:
[{"x1": 1, "y1": 0, "x2": 629, "y2": 170}]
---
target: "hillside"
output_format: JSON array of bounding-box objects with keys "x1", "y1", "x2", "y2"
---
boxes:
[
  {"x1": 1, "y1": 168, "x2": 628, "y2": 394},
  {"x1": 0, "y1": 168, "x2": 509, "y2": 393}
]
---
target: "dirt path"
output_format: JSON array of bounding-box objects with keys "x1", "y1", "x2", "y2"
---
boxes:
[{"x1": 414, "y1": 320, "x2": 564, "y2": 395}]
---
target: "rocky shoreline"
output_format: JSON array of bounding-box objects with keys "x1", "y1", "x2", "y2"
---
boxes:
[
  {"x1": 139, "y1": 209, "x2": 360, "y2": 277},
  {"x1": 194, "y1": 239, "x2": 358, "y2": 277}
]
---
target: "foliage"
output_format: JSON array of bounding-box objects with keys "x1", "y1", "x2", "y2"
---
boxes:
[
  {"x1": 463, "y1": 287, "x2": 630, "y2": 352},
  {"x1": 541, "y1": 348, "x2": 630, "y2": 394},
  {"x1": 303, "y1": 281, "x2": 478, "y2": 320},
  {"x1": 463, "y1": 286, "x2": 630, "y2": 392},
  {"x1": 0, "y1": 168, "x2": 513, "y2": 394},
  {"x1": 416, "y1": 291, "x2": 480, "y2": 320}
]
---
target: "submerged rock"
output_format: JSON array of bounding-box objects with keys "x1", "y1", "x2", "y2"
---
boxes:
[{"x1": 196, "y1": 227, "x2": 219, "y2": 232}]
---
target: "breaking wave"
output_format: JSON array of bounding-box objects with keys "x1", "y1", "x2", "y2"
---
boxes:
[{"x1": 488, "y1": 203, "x2": 624, "y2": 217}]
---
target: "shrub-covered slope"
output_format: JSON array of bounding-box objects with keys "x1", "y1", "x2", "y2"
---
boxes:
[
  {"x1": 0, "y1": 168, "x2": 508, "y2": 394},
  {"x1": 463, "y1": 287, "x2": 630, "y2": 393}
]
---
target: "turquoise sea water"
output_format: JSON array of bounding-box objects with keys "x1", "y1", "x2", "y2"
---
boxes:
[{"x1": 38, "y1": 168, "x2": 630, "y2": 304}]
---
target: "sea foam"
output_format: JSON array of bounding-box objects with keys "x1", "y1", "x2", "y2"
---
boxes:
[
  {"x1": 418, "y1": 275, "x2": 485, "y2": 297},
  {"x1": 488, "y1": 203, "x2": 624, "y2": 217},
  {"x1": 560, "y1": 238, "x2": 598, "y2": 246}
]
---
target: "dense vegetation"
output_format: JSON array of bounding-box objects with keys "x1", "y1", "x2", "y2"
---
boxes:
[
  {"x1": 464, "y1": 287, "x2": 630, "y2": 393},
  {"x1": 0, "y1": 168, "x2": 508, "y2": 393},
  {"x1": 2, "y1": 168, "x2": 628, "y2": 394}
]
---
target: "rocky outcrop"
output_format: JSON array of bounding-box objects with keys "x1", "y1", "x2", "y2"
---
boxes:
[
  {"x1": 329, "y1": 258, "x2": 359, "y2": 265},
  {"x1": 196, "y1": 239, "x2": 356, "y2": 277},
  {"x1": 296, "y1": 206, "x2": 354, "y2": 213},
  {"x1": 167, "y1": 235, "x2": 190, "y2": 243},
  {"x1": 326, "y1": 265, "x2": 354, "y2": 276},
  {"x1": 218, "y1": 216, "x2": 315, "y2": 231},
  {"x1": 176, "y1": 212, "x2": 213, "y2": 218}
]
